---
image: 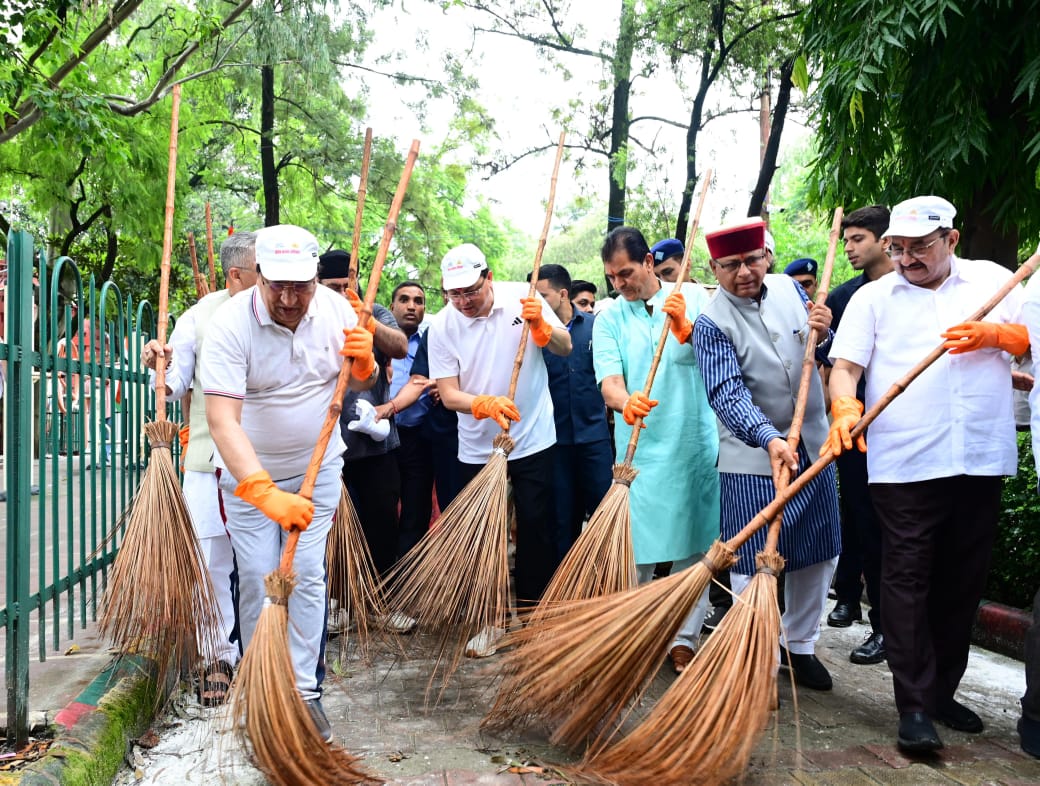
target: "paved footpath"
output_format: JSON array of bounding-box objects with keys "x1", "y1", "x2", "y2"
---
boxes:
[{"x1": 112, "y1": 613, "x2": 1040, "y2": 785}]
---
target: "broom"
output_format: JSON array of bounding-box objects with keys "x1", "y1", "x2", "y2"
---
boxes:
[
  {"x1": 186, "y1": 232, "x2": 210, "y2": 299},
  {"x1": 324, "y1": 128, "x2": 394, "y2": 658},
  {"x1": 205, "y1": 202, "x2": 219, "y2": 291},
  {"x1": 97, "y1": 83, "x2": 222, "y2": 680},
  {"x1": 487, "y1": 243, "x2": 1040, "y2": 753},
  {"x1": 579, "y1": 208, "x2": 845, "y2": 785},
  {"x1": 382, "y1": 132, "x2": 567, "y2": 697},
  {"x1": 522, "y1": 168, "x2": 714, "y2": 624},
  {"x1": 228, "y1": 139, "x2": 419, "y2": 786}
]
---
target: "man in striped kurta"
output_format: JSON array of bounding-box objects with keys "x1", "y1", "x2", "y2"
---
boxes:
[{"x1": 693, "y1": 218, "x2": 841, "y2": 692}]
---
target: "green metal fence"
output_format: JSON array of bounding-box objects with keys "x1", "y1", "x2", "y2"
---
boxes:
[{"x1": 2, "y1": 229, "x2": 175, "y2": 745}]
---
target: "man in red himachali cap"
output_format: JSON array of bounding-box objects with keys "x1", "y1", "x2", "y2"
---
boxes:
[{"x1": 693, "y1": 218, "x2": 842, "y2": 693}]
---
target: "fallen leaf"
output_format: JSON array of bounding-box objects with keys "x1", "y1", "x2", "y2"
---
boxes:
[
  {"x1": 387, "y1": 750, "x2": 408, "y2": 763},
  {"x1": 508, "y1": 765, "x2": 546, "y2": 774},
  {"x1": 63, "y1": 644, "x2": 80, "y2": 656},
  {"x1": 137, "y1": 729, "x2": 160, "y2": 749}
]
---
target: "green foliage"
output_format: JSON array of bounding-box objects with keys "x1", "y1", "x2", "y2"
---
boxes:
[{"x1": 991, "y1": 433, "x2": 1040, "y2": 610}]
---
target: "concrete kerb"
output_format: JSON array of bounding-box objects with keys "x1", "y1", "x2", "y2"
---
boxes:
[
  {"x1": 973, "y1": 600, "x2": 1034, "y2": 661},
  {"x1": 13, "y1": 655, "x2": 160, "y2": 786}
]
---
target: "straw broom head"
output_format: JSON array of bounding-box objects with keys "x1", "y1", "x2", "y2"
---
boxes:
[
  {"x1": 98, "y1": 420, "x2": 223, "y2": 682},
  {"x1": 229, "y1": 572, "x2": 374, "y2": 786},
  {"x1": 383, "y1": 431, "x2": 514, "y2": 699},
  {"x1": 326, "y1": 481, "x2": 398, "y2": 661},
  {"x1": 580, "y1": 549, "x2": 784, "y2": 785},
  {"x1": 483, "y1": 539, "x2": 736, "y2": 748}
]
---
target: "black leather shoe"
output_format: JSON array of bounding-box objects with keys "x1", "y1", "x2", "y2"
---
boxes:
[
  {"x1": 1019, "y1": 715, "x2": 1040, "y2": 758},
  {"x1": 934, "y1": 698, "x2": 983, "y2": 733},
  {"x1": 826, "y1": 600, "x2": 862, "y2": 628},
  {"x1": 898, "y1": 712, "x2": 943, "y2": 752},
  {"x1": 780, "y1": 650, "x2": 833, "y2": 691},
  {"x1": 850, "y1": 631, "x2": 885, "y2": 665}
]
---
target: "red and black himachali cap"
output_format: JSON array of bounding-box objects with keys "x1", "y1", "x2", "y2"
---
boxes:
[{"x1": 705, "y1": 218, "x2": 767, "y2": 260}]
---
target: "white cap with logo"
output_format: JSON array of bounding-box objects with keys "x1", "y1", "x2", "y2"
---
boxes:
[
  {"x1": 882, "y1": 196, "x2": 957, "y2": 239},
  {"x1": 441, "y1": 243, "x2": 488, "y2": 290},
  {"x1": 255, "y1": 224, "x2": 320, "y2": 282}
]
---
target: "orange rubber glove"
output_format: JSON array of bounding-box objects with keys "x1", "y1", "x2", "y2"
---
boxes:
[
  {"x1": 662, "y1": 291, "x2": 693, "y2": 344},
  {"x1": 178, "y1": 425, "x2": 190, "y2": 472},
  {"x1": 340, "y1": 326, "x2": 376, "y2": 381},
  {"x1": 234, "y1": 470, "x2": 314, "y2": 532},
  {"x1": 521, "y1": 297, "x2": 553, "y2": 348},
  {"x1": 344, "y1": 289, "x2": 376, "y2": 333},
  {"x1": 941, "y1": 321, "x2": 1029, "y2": 356},
  {"x1": 622, "y1": 390, "x2": 659, "y2": 427},
  {"x1": 821, "y1": 396, "x2": 866, "y2": 457},
  {"x1": 471, "y1": 394, "x2": 521, "y2": 429}
]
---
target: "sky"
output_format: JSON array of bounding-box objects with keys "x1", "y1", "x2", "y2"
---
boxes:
[{"x1": 358, "y1": 0, "x2": 810, "y2": 235}]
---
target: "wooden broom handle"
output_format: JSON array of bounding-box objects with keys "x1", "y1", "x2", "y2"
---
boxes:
[
  {"x1": 205, "y1": 202, "x2": 217, "y2": 291},
  {"x1": 764, "y1": 207, "x2": 843, "y2": 552},
  {"x1": 733, "y1": 248, "x2": 1040, "y2": 556},
  {"x1": 348, "y1": 128, "x2": 373, "y2": 295},
  {"x1": 154, "y1": 83, "x2": 181, "y2": 418},
  {"x1": 622, "y1": 168, "x2": 712, "y2": 464},
  {"x1": 280, "y1": 139, "x2": 420, "y2": 573},
  {"x1": 187, "y1": 232, "x2": 208, "y2": 299},
  {"x1": 505, "y1": 132, "x2": 566, "y2": 417}
]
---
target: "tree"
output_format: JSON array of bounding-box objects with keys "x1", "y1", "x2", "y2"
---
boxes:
[{"x1": 802, "y1": 0, "x2": 1040, "y2": 266}]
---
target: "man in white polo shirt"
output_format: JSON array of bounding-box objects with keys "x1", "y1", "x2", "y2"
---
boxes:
[
  {"x1": 427, "y1": 243, "x2": 571, "y2": 657},
  {"x1": 200, "y1": 224, "x2": 377, "y2": 743},
  {"x1": 828, "y1": 195, "x2": 1027, "y2": 753}
]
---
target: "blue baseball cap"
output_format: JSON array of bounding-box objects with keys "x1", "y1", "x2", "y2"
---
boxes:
[
  {"x1": 784, "y1": 257, "x2": 818, "y2": 277},
  {"x1": 651, "y1": 238, "x2": 684, "y2": 264}
]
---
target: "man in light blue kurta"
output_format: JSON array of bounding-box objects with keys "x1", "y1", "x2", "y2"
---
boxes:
[{"x1": 593, "y1": 226, "x2": 721, "y2": 671}]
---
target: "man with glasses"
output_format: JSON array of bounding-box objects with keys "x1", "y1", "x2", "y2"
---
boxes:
[
  {"x1": 694, "y1": 218, "x2": 840, "y2": 692},
  {"x1": 593, "y1": 226, "x2": 720, "y2": 675},
  {"x1": 828, "y1": 195, "x2": 1028, "y2": 752},
  {"x1": 428, "y1": 243, "x2": 571, "y2": 657},
  {"x1": 201, "y1": 224, "x2": 377, "y2": 743}
]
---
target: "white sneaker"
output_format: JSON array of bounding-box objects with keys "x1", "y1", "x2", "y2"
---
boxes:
[
  {"x1": 464, "y1": 626, "x2": 505, "y2": 658},
  {"x1": 380, "y1": 611, "x2": 417, "y2": 634}
]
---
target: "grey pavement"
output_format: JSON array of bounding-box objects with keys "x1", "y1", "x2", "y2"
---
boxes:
[{"x1": 107, "y1": 608, "x2": 1040, "y2": 785}]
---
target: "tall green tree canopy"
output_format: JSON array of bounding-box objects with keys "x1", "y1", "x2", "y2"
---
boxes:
[{"x1": 803, "y1": 0, "x2": 1040, "y2": 265}]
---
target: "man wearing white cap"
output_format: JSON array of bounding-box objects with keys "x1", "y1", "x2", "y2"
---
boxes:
[
  {"x1": 828, "y1": 195, "x2": 1028, "y2": 752},
  {"x1": 427, "y1": 243, "x2": 571, "y2": 657},
  {"x1": 200, "y1": 224, "x2": 377, "y2": 743}
]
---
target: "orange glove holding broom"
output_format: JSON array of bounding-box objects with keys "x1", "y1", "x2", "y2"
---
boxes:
[
  {"x1": 471, "y1": 394, "x2": 521, "y2": 429},
  {"x1": 345, "y1": 289, "x2": 378, "y2": 335},
  {"x1": 821, "y1": 396, "x2": 867, "y2": 457},
  {"x1": 235, "y1": 470, "x2": 315, "y2": 532},
  {"x1": 661, "y1": 291, "x2": 693, "y2": 344},
  {"x1": 622, "y1": 390, "x2": 658, "y2": 428},
  {"x1": 521, "y1": 297, "x2": 554, "y2": 347},
  {"x1": 178, "y1": 425, "x2": 190, "y2": 473},
  {"x1": 941, "y1": 321, "x2": 1029, "y2": 356},
  {"x1": 341, "y1": 326, "x2": 376, "y2": 380}
]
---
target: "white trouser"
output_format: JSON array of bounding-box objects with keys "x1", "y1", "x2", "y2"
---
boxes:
[
  {"x1": 218, "y1": 460, "x2": 341, "y2": 700},
  {"x1": 637, "y1": 553, "x2": 710, "y2": 651},
  {"x1": 183, "y1": 470, "x2": 238, "y2": 665},
  {"x1": 730, "y1": 556, "x2": 838, "y2": 656}
]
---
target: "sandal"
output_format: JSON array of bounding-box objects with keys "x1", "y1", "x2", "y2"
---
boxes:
[{"x1": 198, "y1": 660, "x2": 234, "y2": 707}]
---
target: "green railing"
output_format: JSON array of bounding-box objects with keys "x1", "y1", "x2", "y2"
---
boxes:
[{"x1": 2, "y1": 230, "x2": 178, "y2": 745}]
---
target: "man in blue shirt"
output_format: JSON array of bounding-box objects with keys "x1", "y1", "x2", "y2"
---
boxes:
[{"x1": 530, "y1": 264, "x2": 613, "y2": 559}]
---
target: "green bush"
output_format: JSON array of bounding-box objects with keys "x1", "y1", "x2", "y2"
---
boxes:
[{"x1": 989, "y1": 432, "x2": 1040, "y2": 610}]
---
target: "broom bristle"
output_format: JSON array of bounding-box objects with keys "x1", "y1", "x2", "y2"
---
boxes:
[
  {"x1": 230, "y1": 571, "x2": 373, "y2": 786},
  {"x1": 326, "y1": 482, "x2": 397, "y2": 660},
  {"x1": 98, "y1": 420, "x2": 222, "y2": 681},
  {"x1": 483, "y1": 539, "x2": 736, "y2": 749},
  {"x1": 526, "y1": 464, "x2": 638, "y2": 627},
  {"x1": 580, "y1": 550, "x2": 785, "y2": 785},
  {"x1": 382, "y1": 432, "x2": 514, "y2": 697}
]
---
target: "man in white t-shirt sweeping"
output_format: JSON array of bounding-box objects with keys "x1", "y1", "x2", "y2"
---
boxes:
[{"x1": 427, "y1": 243, "x2": 571, "y2": 657}]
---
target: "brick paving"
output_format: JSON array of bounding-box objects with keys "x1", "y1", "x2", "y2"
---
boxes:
[{"x1": 115, "y1": 609, "x2": 1040, "y2": 785}]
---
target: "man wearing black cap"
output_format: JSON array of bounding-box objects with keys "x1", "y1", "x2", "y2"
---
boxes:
[{"x1": 784, "y1": 257, "x2": 819, "y2": 300}]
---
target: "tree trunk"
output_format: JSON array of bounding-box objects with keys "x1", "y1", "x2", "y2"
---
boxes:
[
  {"x1": 674, "y1": 54, "x2": 711, "y2": 240},
  {"x1": 747, "y1": 58, "x2": 794, "y2": 219},
  {"x1": 260, "y1": 64, "x2": 279, "y2": 227},
  {"x1": 606, "y1": 0, "x2": 636, "y2": 234},
  {"x1": 960, "y1": 182, "x2": 1019, "y2": 271}
]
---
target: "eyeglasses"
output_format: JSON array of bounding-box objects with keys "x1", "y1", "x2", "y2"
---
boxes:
[
  {"x1": 890, "y1": 235, "x2": 945, "y2": 260},
  {"x1": 442, "y1": 279, "x2": 486, "y2": 303},
  {"x1": 714, "y1": 251, "x2": 768, "y2": 274},
  {"x1": 264, "y1": 278, "x2": 317, "y2": 295}
]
